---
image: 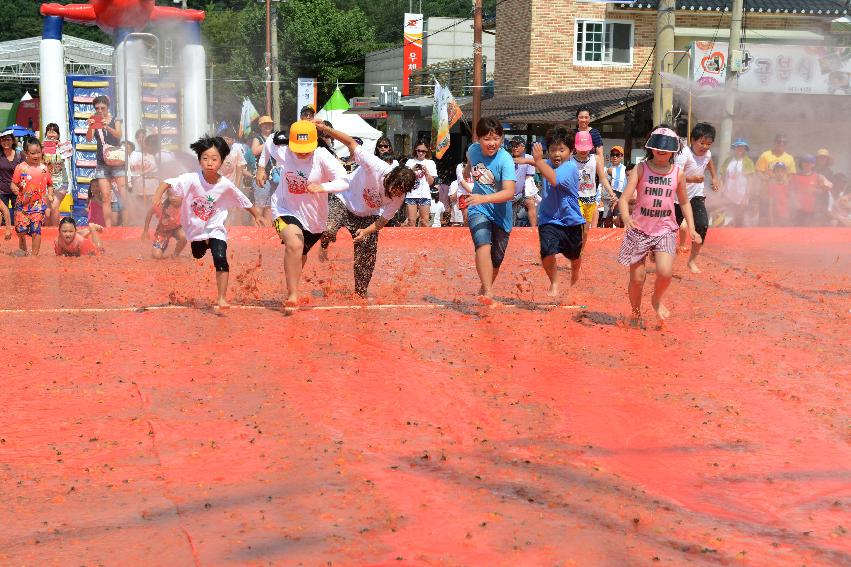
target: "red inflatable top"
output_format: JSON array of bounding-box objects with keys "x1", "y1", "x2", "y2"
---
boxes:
[{"x1": 40, "y1": 0, "x2": 204, "y2": 33}]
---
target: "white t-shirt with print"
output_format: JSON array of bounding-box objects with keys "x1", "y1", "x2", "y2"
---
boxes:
[
  {"x1": 266, "y1": 145, "x2": 349, "y2": 233},
  {"x1": 454, "y1": 162, "x2": 472, "y2": 196},
  {"x1": 338, "y1": 146, "x2": 405, "y2": 221},
  {"x1": 430, "y1": 200, "x2": 445, "y2": 227},
  {"x1": 574, "y1": 154, "x2": 598, "y2": 199},
  {"x1": 166, "y1": 171, "x2": 252, "y2": 242},
  {"x1": 404, "y1": 158, "x2": 437, "y2": 199},
  {"x1": 219, "y1": 142, "x2": 248, "y2": 185},
  {"x1": 675, "y1": 146, "x2": 711, "y2": 201}
]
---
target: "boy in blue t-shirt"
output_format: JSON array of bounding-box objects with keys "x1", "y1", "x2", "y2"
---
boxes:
[
  {"x1": 522, "y1": 125, "x2": 584, "y2": 297},
  {"x1": 463, "y1": 117, "x2": 516, "y2": 302}
]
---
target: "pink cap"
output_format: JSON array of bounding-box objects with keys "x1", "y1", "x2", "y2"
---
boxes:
[{"x1": 575, "y1": 131, "x2": 594, "y2": 152}]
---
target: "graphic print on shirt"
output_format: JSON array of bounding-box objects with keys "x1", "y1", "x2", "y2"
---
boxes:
[
  {"x1": 471, "y1": 163, "x2": 495, "y2": 189},
  {"x1": 363, "y1": 185, "x2": 382, "y2": 208},
  {"x1": 191, "y1": 194, "x2": 216, "y2": 221},
  {"x1": 641, "y1": 173, "x2": 675, "y2": 218},
  {"x1": 286, "y1": 170, "x2": 309, "y2": 194}
]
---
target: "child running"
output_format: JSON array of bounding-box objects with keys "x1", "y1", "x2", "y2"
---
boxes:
[
  {"x1": 142, "y1": 187, "x2": 187, "y2": 259},
  {"x1": 528, "y1": 125, "x2": 584, "y2": 297},
  {"x1": 618, "y1": 126, "x2": 702, "y2": 323},
  {"x1": 463, "y1": 117, "x2": 516, "y2": 302},
  {"x1": 257, "y1": 120, "x2": 349, "y2": 307},
  {"x1": 314, "y1": 122, "x2": 416, "y2": 297},
  {"x1": 10, "y1": 137, "x2": 52, "y2": 256},
  {"x1": 162, "y1": 136, "x2": 266, "y2": 307},
  {"x1": 54, "y1": 217, "x2": 102, "y2": 256},
  {"x1": 674, "y1": 122, "x2": 719, "y2": 273},
  {"x1": 573, "y1": 131, "x2": 615, "y2": 246}
]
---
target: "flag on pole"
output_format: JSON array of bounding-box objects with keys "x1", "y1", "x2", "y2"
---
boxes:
[
  {"x1": 239, "y1": 98, "x2": 260, "y2": 137},
  {"x1": 432, "y1": 80, "x2": 463, "y2": 159}
]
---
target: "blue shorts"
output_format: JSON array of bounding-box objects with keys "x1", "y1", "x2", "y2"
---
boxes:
[
  {"x1": 405, "y1": 197, "x2": 430, "y2": 206},
  {"x1": 468, "y1": 213, "x2": 510, "y2": 269}
]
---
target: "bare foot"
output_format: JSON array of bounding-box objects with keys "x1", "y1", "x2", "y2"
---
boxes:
[
  {"x1": 546, "y1": 283, "x2": 559, "y2": 298},
  {"x1": 687, "y1": 260, "x2": 701, "y2": 274},
  {"x1": 215, "y1": 298, "x2": 231, "y2": 309},
  {"x1": 629, "y1": 308, "x2": 644, "y2": 329},
  {"x1": 477, "y1": 294, "x2": 495, "y2": 306},
  {"x1": 318, "y1": 248, "x2": 328, "y2": 262},
  {"x1": 651, "y1": 296, "x2": 670, "y2": 320},
  {"x1": 570, "y1": 270, "x2": 580, "y2": 286},
  {"x1": 284, "y1": 294, "x2": 299, "y2": 309}
]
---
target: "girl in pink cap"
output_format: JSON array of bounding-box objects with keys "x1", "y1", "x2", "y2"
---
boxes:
[{"x1": 617, "y1": 126, "x2": 701, "y2": 323}]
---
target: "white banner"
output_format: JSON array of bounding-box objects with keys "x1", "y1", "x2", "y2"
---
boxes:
[
  {"x1": 296, "y1": 78, "x2": 318, "y2": 119},
  {"x1": 692, "y1": 41, "x2": 851, "y2": 95}
]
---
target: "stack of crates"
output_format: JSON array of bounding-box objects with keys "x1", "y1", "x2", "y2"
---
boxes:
[{"x1": 141, "y1": 71, "x2": 180, "y2": 151}]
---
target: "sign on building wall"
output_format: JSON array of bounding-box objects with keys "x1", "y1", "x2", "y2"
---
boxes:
[
  {"x1": 692, "y1": 41, "x2": 851, "y2": 95},
  {"x1": 402, "y1": 13, "x2": 423, "y2": 96},
  {"x1": 297, "y1": 78, "x2": 318, "y2": 119}
]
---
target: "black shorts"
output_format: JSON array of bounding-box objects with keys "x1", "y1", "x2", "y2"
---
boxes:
[
  {"x1": 675, "y1": 196, "x2": 709, "y2": 242},
  {"x1": 274, "y1": 215, "x2": 322, "y2": 256},
  {"x1": 539, "y1": 223, "x2": 583, "y2": 260}
]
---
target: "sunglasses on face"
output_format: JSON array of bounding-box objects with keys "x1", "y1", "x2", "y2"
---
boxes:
[
  {"x1": 378, "y1": 144, "x2": 390, "y2": 148},
  {"x1": 416, "y1": 149, "x2": 427, "y2": 153},
  {"x1": 610, "y1": 153, "x2": 622, "y2": 157}
]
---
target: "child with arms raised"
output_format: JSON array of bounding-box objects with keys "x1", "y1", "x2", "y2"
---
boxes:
[
  {"x1": 618, "y1": 127, "x2": 701, "y2": 323},
  {"x1": 463, "y1": 117, "x2": 516, "y2": 302},
  {"x1": 523, "y1": 125, "x2": 584, "y2": 297},
  {"x1": 164, "y1": 136, "x2": 265, "y2": 307}
]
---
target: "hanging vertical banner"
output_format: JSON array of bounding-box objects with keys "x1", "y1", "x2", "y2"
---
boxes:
[
  {"x1": 402, "y1": 13, "x2": 423, "y2": 96},
  {"x1": 296, "y1": 77, "x2": 318, "y2": 119}
]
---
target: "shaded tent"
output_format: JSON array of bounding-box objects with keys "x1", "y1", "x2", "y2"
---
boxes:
[{"x1": 316, "y1": 88, "x2": 382, "y2": 155}]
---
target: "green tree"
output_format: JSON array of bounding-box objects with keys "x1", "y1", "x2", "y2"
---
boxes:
[{"x1": 203, "y1": 0, "x2": 381, "y2": 126}]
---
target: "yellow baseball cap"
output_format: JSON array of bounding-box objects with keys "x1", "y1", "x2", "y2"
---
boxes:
[
  {"x1": 258, "y1": 115, "x2": 274, "y2": 125},
  {"x1": 289, "y1": 120, "x2": 318, "y2": 153}
]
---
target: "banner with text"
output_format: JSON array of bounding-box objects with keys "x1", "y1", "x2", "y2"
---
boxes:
[
  {"x1": 296, "y1": 78, "x2": 318, "y2": 119},
  {"x1": 692, "y1": 41, "x2": 851, "y2": 95},
  {"x1": 402, "y1": 13, "x2": 423, "y2": 96}
]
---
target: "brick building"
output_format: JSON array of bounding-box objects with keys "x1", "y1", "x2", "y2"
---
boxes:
[{"x1": 482, "y1": 0, "x2": 849, "y2": 153}]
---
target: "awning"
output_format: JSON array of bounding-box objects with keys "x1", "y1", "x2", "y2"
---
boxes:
[{"x1": 459, "y1": 86, "x2": 653, "y2": 124}]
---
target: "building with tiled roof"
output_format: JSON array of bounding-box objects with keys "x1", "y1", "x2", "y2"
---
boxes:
[
  {"x1": 617, "y1": 1, "x2": 847, "y2": 14},
  {"x1": 488, "y1": 0, "x2": 849, "y2": 153}
]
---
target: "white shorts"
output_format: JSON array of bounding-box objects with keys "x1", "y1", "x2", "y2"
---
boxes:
[{"x1": 523, "y1": 177, "x2": 539, "y2": 198}]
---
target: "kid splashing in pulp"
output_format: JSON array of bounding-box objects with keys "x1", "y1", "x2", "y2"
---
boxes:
[{"x1": 617, "y1": 127, "x2": 701, "y2": 324}]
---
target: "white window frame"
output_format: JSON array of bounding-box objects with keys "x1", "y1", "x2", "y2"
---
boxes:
[{"x1": 574, "y1": 18, "x2": 634, "y2": 67}]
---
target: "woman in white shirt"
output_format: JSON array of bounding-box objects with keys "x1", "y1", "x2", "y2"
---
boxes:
[
  {"x1": 316, "y1": 124, "x2": 417, "y2": 296},
  {"x1": 404, "y1": 139, "x2": 437, "y2": 227}
]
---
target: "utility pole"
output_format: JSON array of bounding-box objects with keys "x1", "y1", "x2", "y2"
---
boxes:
[
  {"x1": 472, "y1": 0, "x2": 483, "y2": 135},
  {"x1": 652, "y1": 0, "x2": 675, "y2": 125},
  {"x1": 264, "y1": 0, "x2": 272, "y2": 119},
  {"x1": 718, "y1": 0, "x2": 744, "y2": 164},
  {"x1": 271, "y1": 0, "x2": 281, "y2": 128}
]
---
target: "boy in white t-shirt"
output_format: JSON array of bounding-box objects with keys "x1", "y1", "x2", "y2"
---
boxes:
[
  {"x1": 156, "y1": 136, "x2": 266, "y2": 308},
  {"x1": 315, "y1": 123, "x2": 417, "y2": 296},
  {"x1": 674, "y1": 122, "x2": 719, "y2": 274},
  {"x1": 256, "y1": 120, "x2": 349, "y2": 307}
]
